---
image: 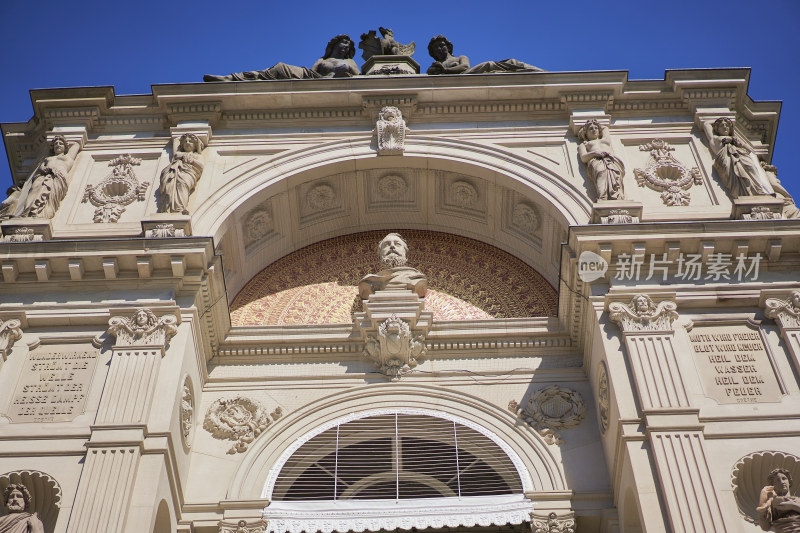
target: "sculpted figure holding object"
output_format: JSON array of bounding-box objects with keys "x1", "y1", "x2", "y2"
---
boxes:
[
  {"x1": 757, "y1": 468, "x2": 800, "y2": 532},
  {"x1": 0, "y1": 484, "x2": 44, "y2": 533},
  {"x1": 9, "y1": 135, "x2": 80, "y2": 219},
  {"x1": 702, "y1": 117, "x2": 774, "y2": 198},
  {"x1": 578, "y1": 120, "x2": 626, "y2": 201},
  {"x1": 158, "y1": 133, "x2": 205, "y2": 215},
  {"x1": 358, "y1": 233, "x2": 428, "y2": 300}
]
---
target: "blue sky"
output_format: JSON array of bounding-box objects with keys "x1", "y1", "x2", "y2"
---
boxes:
[{"x1": 1, "y1": 0, "x2": 798, "y2": 198}]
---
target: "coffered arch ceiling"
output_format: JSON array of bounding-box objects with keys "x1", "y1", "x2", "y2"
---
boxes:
[{"x1": 194, "y1": 137, "x2": 587, "y2": 304}]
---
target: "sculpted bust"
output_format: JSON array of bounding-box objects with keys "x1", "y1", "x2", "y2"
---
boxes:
[
  {"x1": 757, "y1": 468, "x2": 800, "y2": 532},
  {"x1": 0, "y1": 484, "x2": 44, "y2": 533},
  {"x1": 358, "y1": 233, "x2": 428, "y2": 300}
]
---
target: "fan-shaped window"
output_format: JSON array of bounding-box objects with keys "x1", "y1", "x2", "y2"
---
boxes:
[{"x1": 263, "y1": 409, "x2": 533, "y2": 533}]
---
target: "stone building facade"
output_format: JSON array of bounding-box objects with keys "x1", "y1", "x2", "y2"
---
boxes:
[{"x1": 0, "y1": 56, "x2": 799, "y2": 532}]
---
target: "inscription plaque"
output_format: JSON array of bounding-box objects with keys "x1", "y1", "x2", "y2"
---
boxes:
[
  {"x1": 8, "y1": 346, "x2": 99, "y2": 422},
  {"x1": 688, "y1": 324, "x2": 781, "y2": 404}
]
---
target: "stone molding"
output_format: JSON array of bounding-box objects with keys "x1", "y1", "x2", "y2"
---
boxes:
[
  {"x1": 203, "y1": 397, "x2": 283, "y2": 454},
  {"x1": 0, "y1": 318, "x2": 23, "y2": 361},
  {"x1": 530, "y1": 512, "x2": 576, "y2": 533},
  {"x1": 219, "y1": 519, "x2": 268, "y2": 533},
  {"x1": 508, "y1": 386, "x2": 586, "y2": 445},
  {"x1": 107, "y1": 308, "x2": 178, "y2": 348},
  {"x1": 609, "y1": 294, "x2": 678, "y2": 333}
]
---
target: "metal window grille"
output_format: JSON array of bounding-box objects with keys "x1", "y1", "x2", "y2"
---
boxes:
[{"x1": 273, "y1": 413, "x2": 522, "y2": 501}]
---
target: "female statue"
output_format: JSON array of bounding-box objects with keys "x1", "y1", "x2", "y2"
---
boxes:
[
  {"x1": 578, "y1": 120, "x2": 626, "y2": 201},
  {"x1": 158, "y1": 134, "x2": 205, "y2": 215},
  {"x1": 757, "y1": 468, "x2": 800, "y2": 532},
  {"x1": 311, "y1": 35, "x2": 360, "y2": 77},
  {"x1": 702, "y1": 117, "x2": 774, "y2": 197},
  {"x1": 426, "y1": 35, "x2": 470, "y2": 75},
  {"x1": 12, "y1": 135, "x2": 80, "y2": 219}
]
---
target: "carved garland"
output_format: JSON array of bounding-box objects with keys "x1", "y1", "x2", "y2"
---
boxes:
[
  {"x1": 597, "y1": 362, "x2": 610, "y2": 435},
  {"x1": 180, "y1": 377, "x2": 194, "y2": 449},
  {"x1": 633, "y1": 139, "x2": 702, "y2": 206},
  {"x1": 203, "y1": 397, "x2": 283, "y2": 454},
  {"x1": 509, "y1": 386, "x2": 586, "y2": 445}
]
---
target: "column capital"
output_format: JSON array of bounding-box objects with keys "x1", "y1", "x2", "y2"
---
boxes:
[
  {"x1": 107, "y1": 308, "x2": 178, "y2": 349},
  {"x1": 764, "y1": 290, "x2": 800, "y2": 329},
  {"x1": 609, "y1": 294, "x2": 678, "y2": 333},
  {"x1": 0, "y1": 318, "x2": 23, "y2": 361}
]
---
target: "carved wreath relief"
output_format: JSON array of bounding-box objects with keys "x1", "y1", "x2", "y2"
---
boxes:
[
  {"x1": 107, "y1": 308, "x2": 179, "y2": 347},
  {"x1": 83, "y1": 154, "x2": 149, "y2": 223},
  {"x1": 765, "y1": 290, "x2": 800, "y2": 328},
  {"x1": 363, "y1": 314, "x2": 427, "y2": 381},
  {"x1": 633, "y1": 140, "x2": 702, "y2": 206},
  {"x1": 597, "y1": 362, "x2": 610, "y2": 435},
  {"x1": 509, "y1": 386, "x2": 586, "y2": 445},
  {"x1": 609, "y1": 294, "x2": 678, "y2": 332},
  {"x1": 181, "y1": 377, "x2": 194, "y2": 448},
  {"x1": 375, "y1": 106, "x2": 406, "y2": 155},
  {"x1": 203, "y1": 397, "x2": 283, "y2": 454}
]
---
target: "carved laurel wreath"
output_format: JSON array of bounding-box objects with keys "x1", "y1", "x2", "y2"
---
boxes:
[{"x1": 203, "y1": 397, "x2": 282, "y2": 454}]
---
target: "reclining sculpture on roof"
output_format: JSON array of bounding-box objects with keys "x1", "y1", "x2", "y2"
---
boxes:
[
  {"x1": 203, "y1": 34, "x2": 360, "y2": 81},
  {"x1": 425, "y1": 35, "x2": 543, "y2": 75}
]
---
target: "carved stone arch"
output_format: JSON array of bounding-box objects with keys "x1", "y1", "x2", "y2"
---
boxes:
[
  {"x1": 195, "y1": 137, "x2": 586, "y2": 298},
  {"x1": 226, "y1": 383, "x2": 568, "y2": 501},
  {"x1": 0, "y1": 470, "x2": 61, "y2": 532}
]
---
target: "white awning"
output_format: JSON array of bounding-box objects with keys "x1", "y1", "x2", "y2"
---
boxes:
[{"x1": 264, "y1": 494, "x2": 533, "y2": 533}]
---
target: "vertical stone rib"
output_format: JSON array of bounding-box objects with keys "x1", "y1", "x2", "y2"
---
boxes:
[
  {"x1": 650, "y1": 432, "x2": 727, "y2": 533},
  {"x1": 67, "y1": 448, "x2": 139, "y2": 533},
  {"x1": 627, "y1": 334, "x2": 688, "y2": 409},
  {"x1": 96, "y1": 350, "x2": 160, "y2": 424}
]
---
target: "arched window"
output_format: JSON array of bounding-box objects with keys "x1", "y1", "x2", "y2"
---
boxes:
[{"x1": 263, "y1": 409, "x2": 533, "y2": 533}]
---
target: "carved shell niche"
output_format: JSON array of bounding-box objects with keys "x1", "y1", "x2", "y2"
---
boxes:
[
  {"x1": 731, "y1": 450, "x2": 800, "y2": 523},
  {"x1": 0, "y1": 470, "x2": 61, "y2": 532}
]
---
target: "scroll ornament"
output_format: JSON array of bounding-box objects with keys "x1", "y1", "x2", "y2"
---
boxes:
[
  {"x1": 83, "y1": 154, "x2": 149, "y2": 223},
  {"x1": 364, "y1": 314, "x2": 426, "y2": 381},
  {"x1": 530, "y1": 512, "x2": 576, "y2": 533},
  {"x1": 203, "y1": 397, "x2": 283, "y2": 454},
  {"x1": 0, "y1": 318, "x2": 23, "y2": 360},
  {"x1": 219, "y1": 519, "x2": 268, "y2": 533},
  {"x1": 107, "y1": 308, "x2": 178, "y2": 347},
  {"x1": 609, "y1": 294, "x2": 678, "y2": 332},
  {"x1": 375, "y1": 106, "x2": 406, "y2": 155},
  {"x1": 764, "y1": 290, "x2": 800, "y2": 328},
  {"x1": 508, "y1": 386, "x2": 586, "y2": 445},
  {"x1": 634, "y1": 139, "x2": 702, "y2": 206}
]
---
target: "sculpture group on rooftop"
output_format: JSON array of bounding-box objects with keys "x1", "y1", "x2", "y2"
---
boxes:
[{"x1": 203, "y1": 32, "x2": 542, "y2": 81}]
